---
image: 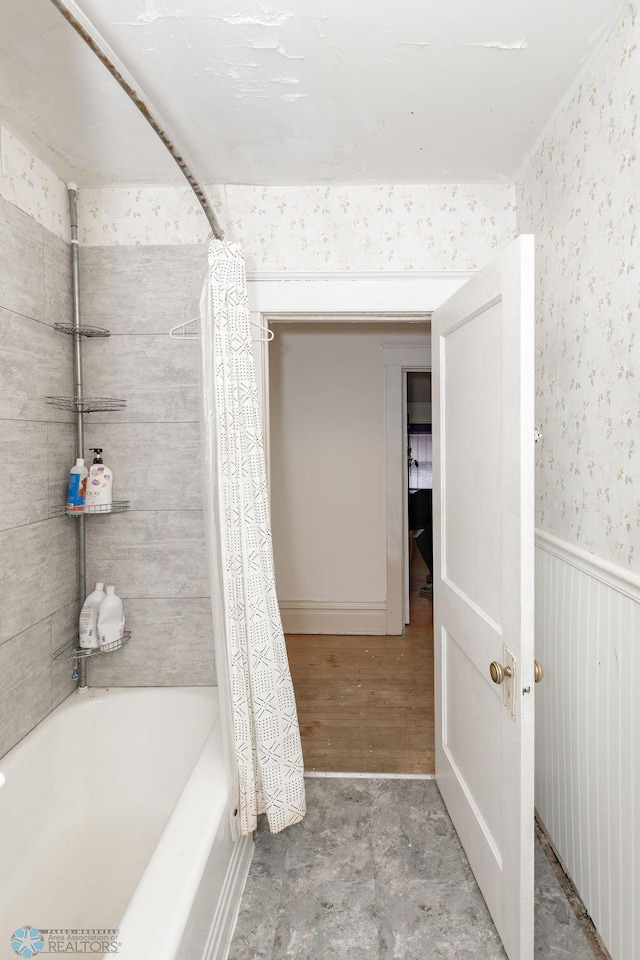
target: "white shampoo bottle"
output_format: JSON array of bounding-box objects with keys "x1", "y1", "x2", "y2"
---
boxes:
[
  {"x1": 97, "y1": 585, "x2": 125, "y2": 649},
  {"x1": 78, "y1": 582, "x2": 105, "y2": 649}
]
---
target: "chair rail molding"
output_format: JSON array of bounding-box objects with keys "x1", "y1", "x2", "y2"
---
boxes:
[{"x1": 535, "y1": 529, "x2": 640, "y2": 603}]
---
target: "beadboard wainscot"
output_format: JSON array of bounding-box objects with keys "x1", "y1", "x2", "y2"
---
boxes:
[{"x1": 535, "y1": 530, "x2": 639, "y2": 960}]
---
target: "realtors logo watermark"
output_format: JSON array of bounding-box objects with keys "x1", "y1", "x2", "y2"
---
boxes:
[
  {"x1": 10, "y1": 928, "x2": 121, "y2": 955},
  {"x1": 10, "y1": 928, "x2": 43, "y2": 958}
]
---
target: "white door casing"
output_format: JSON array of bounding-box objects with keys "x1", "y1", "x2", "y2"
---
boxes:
[
  {"x1": 259, "y1": 320, "x2": 430, "y2": 637},
  {"x1": 383, "y1": 345, "x2": 431, "y2": 633},
  {"x1": 432, "y1": 236, "x2": 535, "y2": 960}
]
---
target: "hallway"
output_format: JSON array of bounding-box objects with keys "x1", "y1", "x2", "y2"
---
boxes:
[{"x1": 286, "y1": 552, "x2": 434, "y2": 774}]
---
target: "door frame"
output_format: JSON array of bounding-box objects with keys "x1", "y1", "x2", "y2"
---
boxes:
[
  {"x1": 246, "y1": 276, "x2": 469, "y2": 633},
  {"x1": 247, "y1": 276, "x2": 469, "y2": 633},
  {"x1": 259, "y1": 314, "x2": 430, "y2": 635},
  {"x1": 247, "y1": 270, "x2": 472, "y2": 419},
  {"x1": 382, "y1": 348, "x2": 432, "y2": 631}
]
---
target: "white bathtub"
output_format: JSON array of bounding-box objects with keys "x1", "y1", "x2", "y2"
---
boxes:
[{"x1": 0, "y1": 686, "x2": 253, "y2": 960}]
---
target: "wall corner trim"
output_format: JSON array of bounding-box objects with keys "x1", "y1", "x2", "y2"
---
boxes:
[{"x1": 535, "y1": 528, "x2": 640, "y2": 603}]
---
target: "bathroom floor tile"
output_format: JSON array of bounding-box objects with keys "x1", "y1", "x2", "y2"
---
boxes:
[
  {"x1": 273, "y1": 873, "x2": 379, "y2": 960},
  {"x1": 228, "y1": 778, "x2": 598, "y2": 960}
]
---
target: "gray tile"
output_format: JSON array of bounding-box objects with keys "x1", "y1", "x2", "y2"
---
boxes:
[
  {"x1": 300, "y1": 776, "x2": 377, "y2": 828},
  {"x1": 228, "y1": 780, "x2": 600, "y2": 960},
  {"x1": 86, "y1": 598, "x2": 215, "y2": 686},
  {"x1": 0, "y1": 307, "x2": 74, "y2": 422},
  {"x1": 228, "y1": 900, "x2": 279, "y2": 960},
  {"x1": 225, "y1": 816, "x2": 288, "y2": 960},
  {"x1": 376, "y1": 874, "x2": 506, "y2": 960},
  {"x1": 82, "y1": 334, "x2": 200, "y2": 422},
  {"x1": 0, "y1": 619, "x2": 51, "y2": 759},
  {"x1": 383, "y1": 905, "x2": 504, "y2": 960},
  {"x1": 51, "y1": 599, "x2": 78, "y2": 652},
  {"x1": 0, "y1": 420, "x2": 49, "y2": 531},
  {"x1": 369, "y1": 781, "x2": 504, "y2": 959},
  {"x1": 229, "y1": 840, "x2": 284, "y2": 960},
  {"x1": 273, "y1": 873, "x2": 379, "y2": 960},
  {"x1": 43, "y1": 230, "x2": 72, "y2": 328},
  {"x1": 51, "y1": 643, "x2": 77, "y2": 710},
  {"x1": 286, "y1": 777, "x2": 373, "y2": 846},
  {"x1": 79, "y1": 244, "x2": 207, "y2": 335},
  {"x1": 47, "y1": 422, "x2": 77, "y2": 515},
  {"x1": 249, "y1": 816, "x2": 290, "y2": 884},
  {"x1": 283, "y1": 806, "x2": 373, "y2": 884},
  {"x1": 0, "y1": 518, "x2": 77, "y2": 645},
  {"x1": 84, "y1": 421, "x2": 202, "y2": 510},
  {"x1": 51, "y1": 602, "x2": 78, "y2": 708},
  {"x1": 370, "y1": 780, "x2": 472, "y2": 886},
  {"x1": 85, "y1": 509, "x2": 208, "y2": 599},
  {"x1": 534, "y1": 840, "x2": 595, "y2": 960},
  {"x1": 0, "y1": 195, "x2": 44, "y2": 322},
  {"x1": 232, "y1": 784, "x2": 370, "y2": 960},
  {"x1": 284, "y1": 832, "x2": 373, "y2": 888},
  {"x1": 374, "y1": 823, "x2": 472, "y2": 889}
]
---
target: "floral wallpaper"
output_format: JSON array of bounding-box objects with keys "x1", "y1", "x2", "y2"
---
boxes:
[
  {"x1": 518, "y1": 2, "x2": 639, "y2": 571},
  {"x1": 0, "y1": 125, "x2": 516, "y2": 273},
  {"x1": 76, "y1": 185, "x2": 225, "y2": 248},
  {"x1": 224, "y1": 184, "x2": 515, "y2": 272},
  {"x1": 78, "y1": 182, "x2": 516, "y2": 272},
  {"x1": 0, "y1": 126, "x2": 69, "y2": 241}
]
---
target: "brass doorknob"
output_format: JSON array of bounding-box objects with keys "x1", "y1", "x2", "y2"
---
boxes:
[
  {"x1": 489, "y1": 661, "x2": 513, "y2": 685},
  {"x1": 534, "y1": 660, "x2": 544, "y2": 683}
]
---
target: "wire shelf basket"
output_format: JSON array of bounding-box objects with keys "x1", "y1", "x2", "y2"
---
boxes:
[
  {"x1": 53, "y1": 631, "x2": 131, "y2": 662},
  {"x1": 54, "y1": 323, "x2": 110, "y2": 338},
  {"x1": 72, "y1": 631, "x2": 131, "y2": 661},
  {"x1": 46, "y1": 396, "x2": 127, "y2": 413},
  {"x1": 58, "y1": 501, "x2": 130, "y2": 517}
]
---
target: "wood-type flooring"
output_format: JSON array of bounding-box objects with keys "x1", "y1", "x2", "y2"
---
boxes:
[{"x1": 286, "y1": 552, "x2": 435, "y2": 774}]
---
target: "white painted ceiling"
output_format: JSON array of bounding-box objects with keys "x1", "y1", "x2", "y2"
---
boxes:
[{"x1": 0, "y1": 0, "x2": 624, "y2": 185}]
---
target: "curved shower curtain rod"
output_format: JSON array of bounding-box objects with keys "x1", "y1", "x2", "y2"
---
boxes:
[{"x1": 49, "y1": 0, "x2": 225, "y2": 241}]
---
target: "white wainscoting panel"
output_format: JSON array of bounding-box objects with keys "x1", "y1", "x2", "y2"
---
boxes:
[{"x1": 535, "y1": 532, "x2": 639, "y2": 960}]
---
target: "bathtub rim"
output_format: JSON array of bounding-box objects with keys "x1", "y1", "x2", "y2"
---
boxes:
[{"x1": 0, "y1": 684, "x2": 219, "y2": 772}]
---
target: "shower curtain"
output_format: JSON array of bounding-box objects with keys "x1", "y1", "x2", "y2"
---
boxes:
[{"x1": 199, "y1": 237, "x2": 306, "y2": 836}]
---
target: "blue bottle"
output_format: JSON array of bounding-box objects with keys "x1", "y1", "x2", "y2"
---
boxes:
[{"x1": 66, "y1": 458, "x2": 88, "y2": 513}]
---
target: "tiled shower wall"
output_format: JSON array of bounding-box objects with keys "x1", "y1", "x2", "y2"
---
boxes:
[
  {"x1": 79, "y1": 244, "x2": 216, "y2": 686},
  {"x1": 0, "y1": 194, "x2": 77, "y2": 758}
]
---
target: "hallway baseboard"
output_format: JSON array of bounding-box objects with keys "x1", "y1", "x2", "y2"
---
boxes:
[{"x1": 280, "y1": 600, "x2": 387, "y2": 635}]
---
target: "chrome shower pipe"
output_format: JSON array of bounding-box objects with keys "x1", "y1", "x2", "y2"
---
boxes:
[
  {"x1": 49, "y1": 0, "x2": 224, "y2": 241},
  {"x1": 68, "y1": 184, "x2": 87, "y2": 690},
  {"x1": 69, "y1": 186, "x2": 84, "y2": 459}
]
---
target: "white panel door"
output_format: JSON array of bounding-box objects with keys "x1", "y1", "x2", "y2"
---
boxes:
[{"x1": 432, "y1": 235, "x2": 535, "y2": 960}]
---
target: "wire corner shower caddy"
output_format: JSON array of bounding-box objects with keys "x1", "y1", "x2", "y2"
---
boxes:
[
  {"x1": 47, "y1": 185, "x2": 131, "y2": 689},
  {"x1": 46, "y1": 0, "x2": 228, "y2": 686}
]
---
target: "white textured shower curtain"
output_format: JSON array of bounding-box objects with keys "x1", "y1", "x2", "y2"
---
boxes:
[{"x1": 200, "y1": 237, "x2": 306, "y2": 836}]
